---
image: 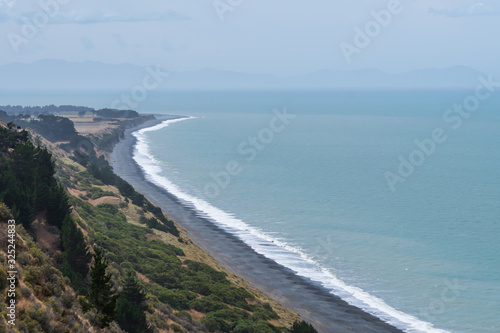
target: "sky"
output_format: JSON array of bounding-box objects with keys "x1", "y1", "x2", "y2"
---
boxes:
[{"x1": 0, "y1": 0, "x2": 499, "y2": 76}]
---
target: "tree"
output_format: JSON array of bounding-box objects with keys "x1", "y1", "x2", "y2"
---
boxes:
[
  {"x1": 0, "y1": 129, "x2": 70, "y2": 228},
  {"x1": 60, "y1": 215, "x2": 91, "y2": 293},
  {"x1": 62, "y1": 216, "x2": 90, "y2": 276},
  {"x1": 290, "y1": 321, "x2": 318, "y2": 333},
  {"x1": 89, "y1": 247, "x2": 118, "y2": 328},
  {"x1": 116, "y1": 271, "x2": 152, "y2": 333},
  {"x1": 46, "y1": 183, "x2": 71, "y2": 229}
]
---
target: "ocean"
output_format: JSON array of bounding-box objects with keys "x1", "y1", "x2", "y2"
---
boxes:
[
  {"x1": 3, "y1": 90, "x2": 500, "y2": 332},
  {"x1": 133, "y1": 91, "x2": 500, "y2": 333}
]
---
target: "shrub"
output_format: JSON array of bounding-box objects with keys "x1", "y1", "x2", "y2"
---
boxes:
[
  {"x1": 171, "y1": 323, "x2": 184, "y2": 333},
  {"x1": 24, "y1": 266, "x2": 41, "y2": 285},
  {"x1": 51, "y1": 322, "x2": 71, "y2": 333},
  {"x1": 61, "y1": 290, "x2": 75, "y2": 309},
  {"x1": 77, "y1": 295, "x2": 91, "y2": 312},
  {"x1": 0, "y1": 202, "x2": 13, "y2": 221},
  {"x1": 290, "y1": 321, "x2": 318, "y2": 333},
  {"x1": 176, "y1": 310, "x2": 193, "y2": 323},
  {"x1": 18, "y1": 318, "x2": 44, "y2": 333},
  {"x1": 119, "y1": 261, "x2": 134, "y2": 272},
  {"x1": 29, "y1": 247, "x2": 46, "y2": 265},
  {"x1": 88, "y1": 187, "x2": 115, "y2": 200},
  {"x1": 156, "y1": 289, "x2": 195, "y2": 310},
  {"x1": 43, "y1": 264, "x2": 62, "y2": 284},
  {"x1": 0, "y1": 266, "x2": 7, "y2": 291},
  {"x1": 97, "y1": 203, "x2": 119, "y2": 215},
  {"x1": 190, "y1": 295, "x2": 227, "y2": 313},
  {"x1": 211, "y1": 308, "x2": 249, "y2": 322},
  {"x1": 20, "y1": 285, "x2": 33, "y2": 298},
  {"x1": 201, "y1": 314, "x2": 231, "y2": 332},
  {"x1": 251, "y1": 302, "x2": 279, "y2": 320},
  {"x1": 26, "y1": 303, "x2": 54, "y2": 332}
]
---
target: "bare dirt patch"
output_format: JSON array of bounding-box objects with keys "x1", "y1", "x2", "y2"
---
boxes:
[{"x1": 31, "y1": 220, "x2": 61, "y2": 254}]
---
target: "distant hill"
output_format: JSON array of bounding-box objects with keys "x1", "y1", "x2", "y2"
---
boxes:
[{"x1": 0, "y1": 59, "x2": 485, "y2": 91}]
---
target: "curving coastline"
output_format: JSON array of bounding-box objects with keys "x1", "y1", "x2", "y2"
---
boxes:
[{"x1": 109, "y1": 115, "x2": 405, "y2": 333}]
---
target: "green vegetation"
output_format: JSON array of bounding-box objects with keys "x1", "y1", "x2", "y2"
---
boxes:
[
  {"x1": 22, "y1": 115, "x2": 77, "y2": 141},
  {"x1": 60, "y1": 216, "x2": 91, "y2": 293},
  {"x1": 290, "y1": 321, "x2": 318, "y2": 333},
  {"x1": 0, "y1": 124, "x2": 90, "y2": 292},
  {"x1": 0, "y1": 111, "x2": 77, "y2": 141},
  {"x1": 88, "y1": 247, "x2": 119, "y2": 328},
  {"x1": 116, "y1": 271, "x2": 152, "y2": 333},
  {"x1": 86, "y1": 161, "x2": 179, "y2": 236},
  {"x1": 0, "y1": 116, "x2": 318, "y2": 332},
  {"x1": 96, "y1": 108, "x2": 139, "y2": 119},
  {"x1": 0, "y1": 105, "x2": 138, "y2": 119},
  {"x1": 0, "y1": 104, "x2": 94, "y2": 115},
  {"x1": 0, "y1": 220, "x2": 94, "y2": 332},
  {"x1": 87, "y1": 187, "x2": 117, "y2": 200},
  {"x1": 0, "y1": 125, "x2": 69, "y2": 228},
  {"x1": 0, "y1": 202, "x2": 13, "y2": 221},
  {"x1": 71, "y1": 196, "x2": 282, "y2": 332}
]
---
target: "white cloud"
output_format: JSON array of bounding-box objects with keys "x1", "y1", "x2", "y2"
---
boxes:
[
  {"x1": 0, "y1": 0, "x2": 16, "y2": 10},
  {"x1": 7, "y1": 8, "x2": 190, "y2": 25},
  {"x1": 0, "y1": 0, "x2": 16, "y2": 21},
  {"x1": 53, "y1": 9, "x2": 190, "y2": 24},
  {"x1": 429, "y1": 2, "x2": 497, "y2": 17},
  {"x1": 0, "y1": 1, "x2": 498, "y2": 75}
]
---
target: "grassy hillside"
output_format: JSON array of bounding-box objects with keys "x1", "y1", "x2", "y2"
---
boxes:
[
  {"x1": 0, "y1": 114, "x2": 316, "y2": 333},
  {"x1": 0, "y1": 203, "x2": 98, "y2": 333}
]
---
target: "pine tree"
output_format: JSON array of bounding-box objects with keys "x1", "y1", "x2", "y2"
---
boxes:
[
  {"x1": 47, "y1": 183, "x2": 71, "y2": 228},
  {"x1": 60, "y1": 215, "x2": 91, "y2": 293},
  {"x1": 34, "y1": 146, "x2": 55, "y2": 184},
  {"x1": 11, "y1": 141, "x2": 36, "y2": 186},
  {"x1": 10, "y1": 141, "x2": 36, "y2": 226},
  {"x1": 89, "y1": 247, "x2": 118, "y2": 328},
  {"x1": 116, "y1": 271, "x2": 152, "y2": 333}
]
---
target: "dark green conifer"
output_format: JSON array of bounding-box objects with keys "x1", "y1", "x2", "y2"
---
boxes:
[
  {"x1": 60, "y1": 215, "x2": 91, "y2": 293},
  {"x1": 89, "y1": 247, "x2": 118, "y2": 328},
  {"x1": 116, "y1": 271, "x2": 152, "y2": 333}
]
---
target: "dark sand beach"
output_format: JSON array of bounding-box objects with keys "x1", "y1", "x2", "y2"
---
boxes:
[{"x1": 109, "y1": 116, "x2": 405, "y2": 333}]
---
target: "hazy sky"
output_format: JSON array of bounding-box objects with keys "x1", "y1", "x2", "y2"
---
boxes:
[{"x1": 1, "y1": 0, "x2": 499, "y2": 75}]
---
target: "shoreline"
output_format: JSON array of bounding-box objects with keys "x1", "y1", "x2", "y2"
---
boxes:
[{"x1": 109, "y1": 116, "x2": 405, "y2": 333}]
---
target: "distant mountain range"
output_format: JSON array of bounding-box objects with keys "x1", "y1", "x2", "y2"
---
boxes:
[{"x1": 0, "y1": 59, "x2": 486, "y2": 91}]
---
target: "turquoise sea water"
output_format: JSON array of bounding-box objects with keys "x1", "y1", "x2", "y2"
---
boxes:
[
  {"x1": 3, "y1": 90, "x2": 500, "y2": 332},
  {"x1": 134, "y1": 91, "x2": 500, "y2": 333}
]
